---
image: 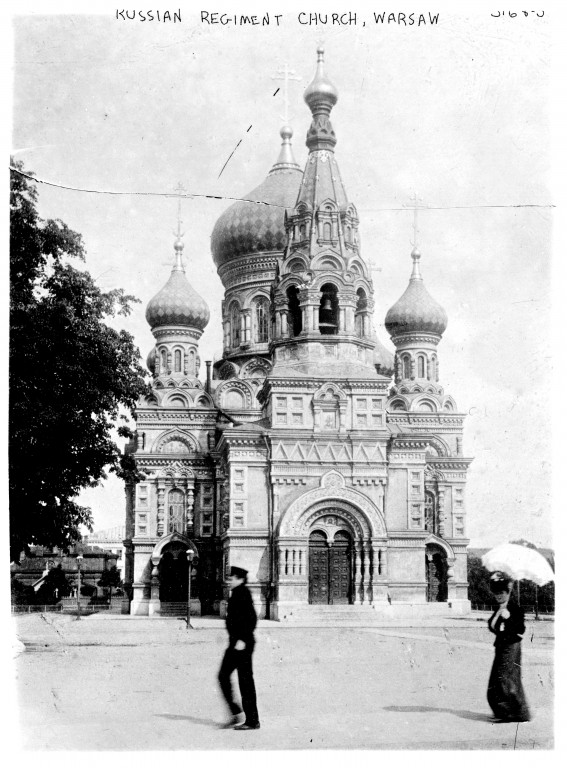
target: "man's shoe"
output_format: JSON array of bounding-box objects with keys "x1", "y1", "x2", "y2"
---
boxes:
[
  {"x1": 220, "y1": 713, "x2": 244, "y2": 729},
  {"x1": 234, "y1": 722, "x2": 260, "y2": 730}
]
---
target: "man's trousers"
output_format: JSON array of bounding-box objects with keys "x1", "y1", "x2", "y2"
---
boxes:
[{"x1": 218, "y1": 644, "x2": 259, "y2": 726}]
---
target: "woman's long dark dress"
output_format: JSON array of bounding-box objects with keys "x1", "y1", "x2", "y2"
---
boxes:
[{"x1": 487, "y1": 602, "x2": 531, "y2": 721}]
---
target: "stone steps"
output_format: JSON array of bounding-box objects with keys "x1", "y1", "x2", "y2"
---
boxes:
[{"x1": 276, "y1": 602, "x2": 465, "y2": 625}]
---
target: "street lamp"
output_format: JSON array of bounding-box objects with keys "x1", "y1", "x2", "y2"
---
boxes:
[
  {"x1": 186, "y1": 550, "x2": 195, "y2": 630},
  {"x1": 76, "y1": 554, "x2": 84, "y2": 620}
]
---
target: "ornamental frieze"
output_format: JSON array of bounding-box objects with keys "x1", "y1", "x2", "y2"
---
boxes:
[
  {"x1": 152, "y1": 328, "x2": 202, "y2": 340},
  {"x1": 136, "y1": 412, "x2": 216, "y2": 423}
]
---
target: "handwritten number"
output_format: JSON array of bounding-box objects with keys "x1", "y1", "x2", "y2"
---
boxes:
[{"x1": 491, "y1": 10, "x2": 544, "y2": 19}]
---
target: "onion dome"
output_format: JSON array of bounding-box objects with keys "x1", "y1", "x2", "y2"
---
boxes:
[
  {"x1": 304, "y1": 46, "x2": 339, "y2": 111},
  {"x1": 211, "y1": 126, "x2": 302, "y2": 269},
  {"x1": 385, "y1": 248, "x2": 448, "y2": 337},
  {"x1": 304, "y1": 47, "x2": 338, "y2": 152},
  {"x1": 146, "y1": 348, "x2": 156, "y2": 374},
  {"x1": 146, "y1": 238, "x2": 210, "y2": 331}
]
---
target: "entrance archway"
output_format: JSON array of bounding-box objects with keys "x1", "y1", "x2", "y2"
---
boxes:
[
  {"x1": 309, "y1": 529, "x2": 352, "y2": 605},
  {"x1": 426, "y1": 544, "x2": 448, "y2": 602},
  {"x1": 159, "y1": 542, "x2": 189, "y2": 604}
]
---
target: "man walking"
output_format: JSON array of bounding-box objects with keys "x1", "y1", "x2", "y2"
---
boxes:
[{"x1": 218, "y1": 566, "x2": 260, "y2": 730}]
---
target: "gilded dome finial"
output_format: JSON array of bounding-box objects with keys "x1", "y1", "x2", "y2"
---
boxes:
[
  {"x1": 411, "y1": 247, "x2": 422, "y2": 280},
  {"x1": 270, "y1": 124, "x2": 301, "y2": 173},
  {"x1": 304, "y1": 47, "x2": 339, "y2": 152},
  {"x1": 304, "y1": 46, "x2": 339, "y2": 114}
]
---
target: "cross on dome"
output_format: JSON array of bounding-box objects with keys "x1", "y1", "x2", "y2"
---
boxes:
[{"x1": 272, "y1": 62, "x2": 302, "y2": 125}]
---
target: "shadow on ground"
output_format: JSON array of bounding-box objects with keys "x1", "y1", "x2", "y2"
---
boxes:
[
  {"x1": 384, "y1": 705, "x2": 492, "y2": 722},
  {"x1": 155, "y1": 713, "x2": 221, "y2": 728}
]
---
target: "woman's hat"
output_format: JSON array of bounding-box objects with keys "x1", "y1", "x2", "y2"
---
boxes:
[{"x1": 489, "y1": 571, "x2": 513, "y2": 592}]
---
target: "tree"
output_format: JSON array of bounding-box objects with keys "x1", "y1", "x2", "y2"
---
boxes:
[
  {"x1": 467, "y1": 555, "x2": 495, "y2": 607},
  {"x1": 10, "y1": 161, "x2": 150, "y2": 562},
  {"x1": 11, "y1": 575, "x2": 35, "y2": 606},
  {"x1": 35, "y1": 564, "x2": 72, "y2": 604},
  {"x1": 98, "y1": 565, "x2": 122, "y2": 600}
]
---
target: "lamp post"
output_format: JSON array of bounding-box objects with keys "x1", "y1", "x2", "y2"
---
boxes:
[
  {"x1": 76, "y1": 554, "x2": 84, "y2": 620},
  {"x1": 186, "y1": 550, "x2": 195, "y2": 630}
]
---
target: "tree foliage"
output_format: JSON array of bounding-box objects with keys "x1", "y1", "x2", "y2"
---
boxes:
[
  {"x1": 36, "y1": 564, "x2": 72, "y2": 604},
  {"x1": 98, "y1": 565, "x2": 122, "y2": 598},
  {"x1": 10, "y1": 161, "x2": 150, "y2": 562}
]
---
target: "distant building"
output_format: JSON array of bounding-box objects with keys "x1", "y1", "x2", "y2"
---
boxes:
[
  {"x1": 10, "y1": 544, "x2": 119, "y2": 597},
  {"x1": 84, "y1": 526, "x2": 126, "y2": 580},
  {"x1": 123, "y1": 49, "x2": 472, "y2": 619}
]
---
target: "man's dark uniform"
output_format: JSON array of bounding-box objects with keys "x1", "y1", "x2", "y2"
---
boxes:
[{"x1": 217, "y1": 568, "x2": 260, "y2": 728}]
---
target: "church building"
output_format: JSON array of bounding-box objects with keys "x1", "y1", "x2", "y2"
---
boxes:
[{"x1": 123, "y1": 48, "x2": 473, "y2": 619}]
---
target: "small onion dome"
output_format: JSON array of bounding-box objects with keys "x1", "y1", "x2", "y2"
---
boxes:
[
  {"x1": 146, "y1": 348, "x2": 156, "y2": 374},
  {"x1": 385, "y1": 248, "x2": 448, "y2": 337},
  {"x1": 304, "y1": 47, "x2": 339, "y2": 111},
  {"x1": 211, "y1": 126, "x2": 302, "y2": 270},
  {"x1": 146, "y1": 246, "x2": 210, "y2": 331}
]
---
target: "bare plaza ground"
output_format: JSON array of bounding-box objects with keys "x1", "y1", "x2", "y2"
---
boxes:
[{"x1": 10, "y1": 613, "x2": 554, "y2": 751}]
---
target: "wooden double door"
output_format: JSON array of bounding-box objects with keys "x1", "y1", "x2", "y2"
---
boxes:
[{"x1": 309, "y1": 530, "x2": 352, "y2": 604}]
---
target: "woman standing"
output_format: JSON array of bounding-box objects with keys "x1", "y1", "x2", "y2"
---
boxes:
[{"x1": 487, "y1": 572, "x2": 531, "y2": 722}]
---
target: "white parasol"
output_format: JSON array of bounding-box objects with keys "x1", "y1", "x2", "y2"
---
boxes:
[{"x1": 482, "y1": 543, "x2": 554, "y2": 586}]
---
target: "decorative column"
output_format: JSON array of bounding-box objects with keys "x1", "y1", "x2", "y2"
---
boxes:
[
  {"x1": 371, "y1": 542, "x2": 387, "y2": 603},
  {"x1": 278, "y1": 546, "x2": 286, "y2": 579},
  {"x1": 364, "y1": 542, "x2": 373, "y2": 603},
  {"x1": 281, "y1": 311, "x2": 288, "y2": 337},
  {"x1": 186, "y1": 488, "x2": 195, "y2": 535},
  {"x1": 353, "y1": 544, "x2": 362, "y2": 605},
  {"x1": 148, "y1": 555, "x2": 161, "y2": 617},
  {"x1": 438, "y1": 487, "x2": 446, "y2": 537},
  {"x1": 379, "y1": 547, "x2": 388, "y2": 578},
  {"x1": 447, "y1": 559, "x2": 457, "y2": 599},
  {"x1": 156, "y1": 482, "x2": 165, "y2": 537}
]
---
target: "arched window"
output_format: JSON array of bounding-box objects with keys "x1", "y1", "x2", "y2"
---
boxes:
[
  {"x1": 355, "y1": 288, "x2": 367, "y2": 338},
  {"x1": 168, "y1": 489, "x2": 185, "y2": 534},
  {"x1": 254, "y1": 297, "x2": 269, "y2": 343},
  {"x1": 174, "y1": 349, "x2": 182, "y2": 372},
  {"x1": 299, "y1": 223, "x2": 306, "y2": 240},
  {"x1": 323, "y1": 222, "x2": 332, "y2": 240},
  {"x1": 319, "y1": 283, "x2": 339, "y2": 335},
  {"x1": 160, "y1": 349, "x2": 167, "y2": 372},
  {"x1": 230, "y1": 303, "x2": 241, "y2": 347},
  {"x1": 225, "y1": 389, "x2": 245, "y2": 409},
  {"x1": 346, "y1": 225, "x2": 352, "y2": 243},
  {"x1": 424, "y1": 491, "x2": 437, "y2": 534},
  {"x1": 417, "y1": 355, "x2": 425, "y2": 379},
  {"x1": 402, "y1": 354, "x2": 411, "y2": 380},
  {"x1": 287, "y1": 285, "x2": 302, "y2": 336}
]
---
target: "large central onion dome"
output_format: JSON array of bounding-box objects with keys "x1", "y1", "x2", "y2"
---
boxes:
[
  {"x1": 146, "y1": 238, "x2": 210, "y2": 331},
  {"x1": 385, "y1": 248, "x2": 448, "y2": 337},
  {"x1": 211, "y1": 126, "x2": 302, "y2": 269}
]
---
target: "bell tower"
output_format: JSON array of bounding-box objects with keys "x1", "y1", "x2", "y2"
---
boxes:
[{"x1": 270, "y1": 48, "x2": 377, "y2": 374}]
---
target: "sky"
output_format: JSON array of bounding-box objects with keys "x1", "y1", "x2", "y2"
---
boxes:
[{"x1": 8, "y1": 1, "x2": 561, "y2": 549}]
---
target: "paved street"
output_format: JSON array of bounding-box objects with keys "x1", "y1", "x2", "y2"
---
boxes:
[{"x1": 10, "y1": 613, "x2": 554, "y2": 751}]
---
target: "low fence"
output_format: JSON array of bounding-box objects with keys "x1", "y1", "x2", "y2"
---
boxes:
[
  {"x1": 12, "y1": 598, "x2": 127, "y2": 615},
  {"x1": 472, "y1": 604, "x2": 554, "y2": 615}
]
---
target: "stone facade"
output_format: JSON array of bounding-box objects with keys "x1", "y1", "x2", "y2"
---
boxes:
[{"x1": 123, "y1": 49, "x2": 472, "y2": 619}]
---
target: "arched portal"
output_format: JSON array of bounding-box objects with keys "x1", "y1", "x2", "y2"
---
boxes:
[
  {"x1": 426, "y1": 543, "x2": 448, "y2": 602},
  {"x1": 158, "y1": 541, "x2": 189, "y2": 604},
  {"x1": 308, "y1": 528, "x2": 352, "y2": 605}
]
